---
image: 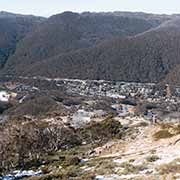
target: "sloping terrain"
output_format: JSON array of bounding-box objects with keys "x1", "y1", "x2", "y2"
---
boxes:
[
  {"x1": 2, "y1": 11, "x2": 167, "y2": 78},
  {"x1": 2, "y1": 12, "x2": 180, "y2": 83},
  {"x1": 7, "y1": 17, "x2": 180, "y2": 83},
  {"x1": 0, "y1": 77, "x2": 180, "y2": 179},
  {"x1": 0, "y1": 11, "x2": 45, "y2": 69},
  {"x1": 1, "y1": 11, "x2": 180, "y2": 84},
  {"x1": 90, "y1": 119, "x2": 180, "y2": 180}
]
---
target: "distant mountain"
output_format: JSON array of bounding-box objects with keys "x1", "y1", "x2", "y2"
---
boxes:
[
  {"x1": 1, "y1": 11, "x2": 180, "y2": 84},
  {"x1": 3, "y1": 11, "x2": 163, "y2": 75},
  {"x1": 0, "y1": 11, "x2": 45, "y2": 68},
  {"x1": 0, "y1": 11, "x2": 44, "y2": 20},
  {"x1": 82, "y1": 11, "x2": 175, "y2": 23}
]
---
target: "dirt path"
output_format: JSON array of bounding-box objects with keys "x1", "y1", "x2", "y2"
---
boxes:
[{"x1": 95, "y1": 122, "x2": 180, "y2": 179}]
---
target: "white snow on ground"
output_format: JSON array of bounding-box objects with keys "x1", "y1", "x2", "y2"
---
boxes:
[
  {"x1": 2, "y1": 170, "x2": 42, "y2": 179},
  {"x1": 113, "y1": 159, "x2": 127, "y2": 164},
  {"x1": 71, "y1": 109, "x2": 106, "y2": 128},
  {"x1": 154, "y1": 144, "x2": 180, "y2": 165},
  {"x1": 19, "y1": 95, "x2": 27, "y2": 103},
  {"x1": 0, "y1": 91, "x2": 9, "y2": 102},
  {"x1": 106, "y1": 92, "x2": 126, "y2": 99},
  {"x1": 71, "y1": 109, "x2": 93, "y2": 128},
  {"x1": 96, "y1": 174, "x2": 141, "y2": 180},
  {"x1": 14, "y1": 170, "x2": 42, "y2": 178}
]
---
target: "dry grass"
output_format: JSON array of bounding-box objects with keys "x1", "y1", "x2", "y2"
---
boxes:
[
  {"x1": 153, "y1": 130, "x2": 174, "y2": 140},
  {"x1": 117, "y1": 162, "x2": 147, "y2": 175},
  {"x1": 153, "y1": 123, "x2": 180, "y2": 141},
  {"x1": 156, "y1": 162, "x2": 180, "y2": 175}
]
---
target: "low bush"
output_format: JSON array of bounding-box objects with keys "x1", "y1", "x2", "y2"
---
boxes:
[
  {"x1": 78, "y1": 116, "x2": 123, "y2": 144},
  {"x1": 153, "y1": 130, "x2": 174, "y2": 140},
  {"x1": 6, "y1": 96, "x2": 58, "y2": 117},
  {"x1": 120, "y1": 163, "x2": 147, "y2": 175},
  {"x1": 146, "y1": 155, "x2": 159, "y2": 162}
]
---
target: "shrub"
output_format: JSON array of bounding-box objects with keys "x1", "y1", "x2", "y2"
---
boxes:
[
  {"x1": 0, "y1": 120, "x2": 81, "y2": 171},
  {"x1": 6, "y1": 96, "x2": 58, "y2": 117},
  {"x1": 120, "y1": 163, "x2": 147, "y2": 175},
  {"x1": 146, "y1": 155, "x2": 159, "y2": 162},
  {"x1": 63, "y1": 156, "x2": 80, "y2": 166},
  {"x1": 0, "y1": 102, "x2": 12, "y2": 114},
  {"x1": 153, "y1": 130, "x2": 174, "y2": 140},
  {"x1": 78, "y1": 116, "x2": 123, "y2": 144}
]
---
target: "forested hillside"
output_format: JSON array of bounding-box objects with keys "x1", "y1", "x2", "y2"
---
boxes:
[{"x1": 1, "y1": 11, "x2": 180, "y2": 84}]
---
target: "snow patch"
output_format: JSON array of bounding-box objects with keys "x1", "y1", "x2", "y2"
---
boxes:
[{"x1": 0, "y1": 91, "x2": 10, "y2": 102}]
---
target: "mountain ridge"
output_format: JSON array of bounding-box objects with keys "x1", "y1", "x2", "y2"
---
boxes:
[{"x1": 1, "y1": 11, "x2": 180, "y2": 84}]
